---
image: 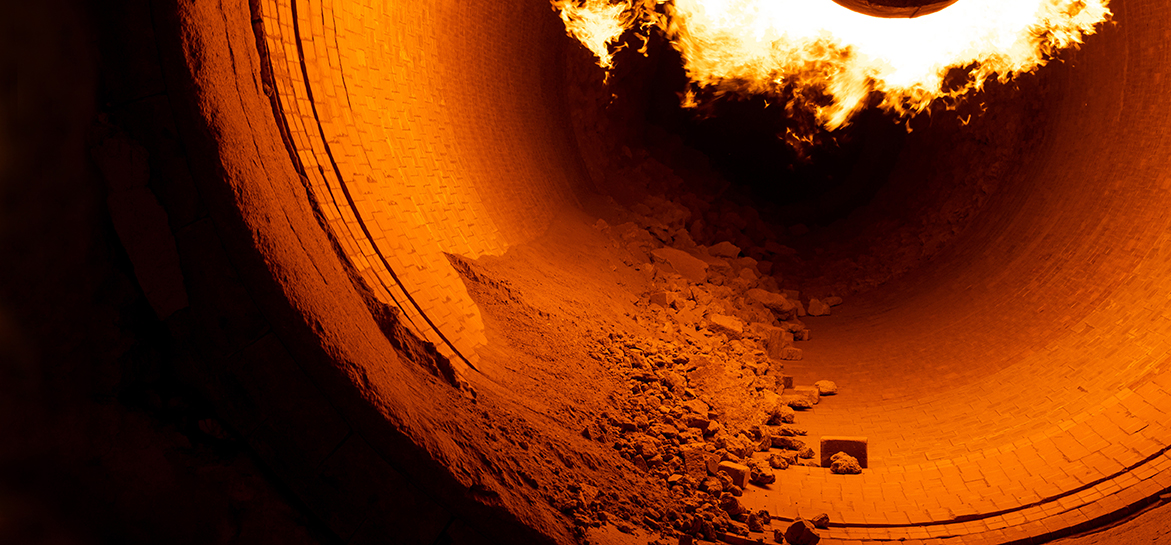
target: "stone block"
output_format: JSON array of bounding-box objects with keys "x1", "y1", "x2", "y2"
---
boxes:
[
  {"x1": 651, "y1": 247, "x2": 709, "y2": 283},
  {"x1": 747, "y1": 288, "x2": 796, "y2": 314},
  {"x1": 814, "y1": 380, "x2": 838, "y2": 395},
  {"x1": 792, "y1": 386, "x2": 820, "y2": 405},
  {"x1": 649, "y1": 290, "x2": 677, "y2": 308},
  {"x1": 785, "y1": 518, "x2": 821, "y2": 545},
  {"x1": 780, "y1": 394, "x2": 812, "y2": 410},
  {"x1": 765, "y1": 328, "x2": 794, "y2": 362},
  {"x1": 717, "y1": 461, "x2": 750, "y2": 488},
  {"x1": 681, "y1": 445, "x2": 718, "y2": 479},
  {"x1": 777, "y1": 347, "x2": 803, "y2": 361},
  {"x1": 708, "y1": 314, "x2": 745, "y2": 337},
  {"x1": 820, "y1": 436, "x2": 868, "y2": 469}
]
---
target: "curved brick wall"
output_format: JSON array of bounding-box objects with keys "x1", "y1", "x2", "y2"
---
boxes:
[
  {"x1": 254, "y1": 0, "x2": 583, "y2": 371},
  {"x1": 97, "y1": 0, "x2": 585, "y2": 543},
  {"x1": 761, "y1": 3, "x2": 1171, "y2": 541},
  {"x1": 94, "y1": 0, "x2": 1171, "y2": 543}
]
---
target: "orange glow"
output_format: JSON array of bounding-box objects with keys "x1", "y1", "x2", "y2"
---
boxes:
[{"x1": 557, "y1": 0, "x2": 1111, "y2": 130}]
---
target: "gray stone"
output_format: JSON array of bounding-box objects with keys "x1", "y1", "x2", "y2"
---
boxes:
[{"x1": 810, "y1": 513, "x2": 830, "y2": 529}]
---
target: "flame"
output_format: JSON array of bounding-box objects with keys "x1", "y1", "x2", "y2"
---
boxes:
[
  {"x1": 553, "y1": 0, "x2": 634, "y2": 69},
  {"x1": 556, "y1": 0, "x2": 1111, "y2": 131}
]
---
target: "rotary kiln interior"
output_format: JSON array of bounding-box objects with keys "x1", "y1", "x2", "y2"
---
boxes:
[{"x1": 13, "y1": 0, "x2": 1171, "y2": 544}]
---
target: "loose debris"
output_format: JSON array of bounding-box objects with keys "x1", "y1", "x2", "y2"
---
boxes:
[{"x1": 830, "y1": 452, "x2": 862, "y2": 475}]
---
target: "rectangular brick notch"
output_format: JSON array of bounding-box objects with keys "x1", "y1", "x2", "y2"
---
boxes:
[{"x1": 821, "y1": 436, "x2": 868, "y2": 468}]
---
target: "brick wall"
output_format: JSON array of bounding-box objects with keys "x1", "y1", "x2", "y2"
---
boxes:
[
  {"x1": 257, "y1": 0, "x2": 583, "y2": 371},
  {"x1": 94, "y1": 0, "x2": 582, "y2": 542}
]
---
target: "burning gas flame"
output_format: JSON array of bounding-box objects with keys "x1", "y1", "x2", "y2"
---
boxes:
[
  {"x1": 553, "y1": 0, "x2": 634, "y2": 70},
  {"x1": 555, "y1": 0, "x2": 1111, "y2": 131}
]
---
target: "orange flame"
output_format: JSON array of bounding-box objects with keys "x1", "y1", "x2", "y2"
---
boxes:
[
  {"x1": 553, "y1": 0, "x2": 634, "y2": 70},
  {"x1": 557, "y1": 0, "x2": 1111, "y2": 131}
]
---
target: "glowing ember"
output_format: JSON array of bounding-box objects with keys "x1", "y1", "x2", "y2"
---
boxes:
[{"x1": 555, "y1": 0, "x2": 1111, "y2": 131}]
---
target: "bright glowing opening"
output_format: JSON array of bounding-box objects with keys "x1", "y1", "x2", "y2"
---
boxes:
[{"x1": 555, "y1": 0, "x2": 1111, "y2": 131}]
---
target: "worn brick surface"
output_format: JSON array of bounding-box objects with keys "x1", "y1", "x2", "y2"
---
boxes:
[{"x1": 256, "y1": 0, "x2": 580, "y2": 371}]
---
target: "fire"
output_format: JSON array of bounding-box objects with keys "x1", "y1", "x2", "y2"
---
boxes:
[
  {"x1": 552, "y1": 0, "x2": 634, "y2": 70},
  {"x1": 554, "y1": 0, "x2": 1111, "y2": 131}
]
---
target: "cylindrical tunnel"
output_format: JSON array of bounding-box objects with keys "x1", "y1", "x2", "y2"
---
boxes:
[{"x1": 13, "y1": 0, "x2": 1171, "y2": 543}]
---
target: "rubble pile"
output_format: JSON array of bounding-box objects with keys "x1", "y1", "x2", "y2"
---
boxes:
[{"x1": 560, "y1": 204, "x2": 858, "y2": 542}]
